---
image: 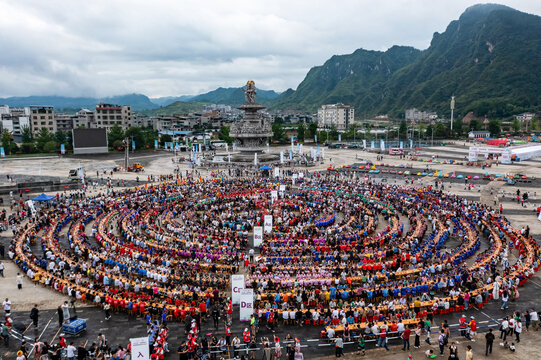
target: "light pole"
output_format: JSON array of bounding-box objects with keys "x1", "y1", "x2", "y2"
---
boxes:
[
  {"x1": 450, "y1": 95, "x2": 455, "y2": 132},
  {"x1": 431, "y1": 120, "x2": 435, "y2": 147}
]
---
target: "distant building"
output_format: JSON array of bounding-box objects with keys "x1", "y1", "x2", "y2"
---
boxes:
[
  {"x1": 72, "y1": 109, "x2": 95, "y2": 129},
  {"x1": 405, "y1": 108, "x2": 437, "y2": 122},
  {"x1": 30, "y1": 106, "x2": 55, "y2": 134},
  {"x1": 0, "y1": 106, "x2": 30, "y2": 137},
  {"x1": 468, "y1": 130, "x2": 490, "y2": 139},
  {"x1": 515, "y1": 112, "x2": 536, "y2": 124},
  {"x1": 54, "y1": 113, "x2": 73, "y2": 132},
  {"x1": 317, "y1": 104, "x2": 354, "y2": 130},
  {"x1": 94, "y1": 103, "x2": 131, "y2": 131}
]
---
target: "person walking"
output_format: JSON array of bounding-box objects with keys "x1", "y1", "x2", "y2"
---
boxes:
[
  {"x1": 1, "y1": 322, "x2": 9, "y2": 347},
  {"x1": 334, "y1": 335, "x2": 344, "y2": 357},
  {"x1": 0, "y1": 261, "x2": 4, "y2": 277},
  {"x1": 57, "y1": 306, "x2": 63, "y2": 327},
  {"x1": 438, "y1": 330, "x2": 446, "y2": 356},
  {"x1": 448, "y1": 342, "x2": 458, "y2": 360},
  {"x1": 30, "y1": 304, "x2": 39, "y2": 328},
  {"x1": 501, "y1": 291, "x2": 509, "y2": 310},
  {"x1": 402, "y1": 325, "x2": 411, "y2": 351},
  {"x1": 530, "y1": 308, "x2": 539, "y2": 331},
  {"x1": 515, "y1": 318, "x2": 522, "y2": 343},
  {"x1": 16, "y1": 273, "x2": 23, "y2": 290},
  {"x1": 465, "y1": 345, "x2": 473, "y2": 360},
  {"x1": 414, "y1": 323, "x2": 422, "y2": 348},
  {"x1": 485, "y1": 329, "x2": 495, "y2": 356},
  {"x1": 500, "y1": 317, "x2": 509, "y2": 340}
]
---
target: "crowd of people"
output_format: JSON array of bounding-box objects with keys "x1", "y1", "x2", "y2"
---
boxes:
[{"x1": 2, "y1": 171, "x2": 540, "y2": 359}]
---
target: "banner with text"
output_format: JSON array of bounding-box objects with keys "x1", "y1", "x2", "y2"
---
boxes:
[
  {"x1": 253, "y1": 226, "x2": 263, "y2": 247},
  {"x1": 264, "y1": 215, "x2": 273, "y2": 233},
  {"x1": 231, "y1": 274, "x2": 245, "y2": 305},
  {"x1": 239, "y1": 288, "x2": 254, "y2": 321},
  {"x1": 130, "y1": 337, "x2": 150, "y2": 360}
]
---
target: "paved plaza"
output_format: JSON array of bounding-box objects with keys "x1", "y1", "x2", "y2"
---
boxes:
[{"x1": 1, "y1": 141, "x2": 541, "y2": 360}]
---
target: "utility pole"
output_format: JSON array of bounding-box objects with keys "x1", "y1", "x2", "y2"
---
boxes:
[
  {"x1": 450, "y1": 95, "x2": 455, "y2": 132},
  {"x1": 123, "y1": 137, "x2": 129, "y2": 170}
]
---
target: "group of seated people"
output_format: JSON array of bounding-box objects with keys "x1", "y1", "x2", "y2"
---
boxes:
[{"x1": 6, "y1": 175, "x2": 539, "y2": 336}]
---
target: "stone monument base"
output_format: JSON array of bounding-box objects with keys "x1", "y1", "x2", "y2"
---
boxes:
[{"x1": 230, "y1": 152, "x2": 279, "y2": 163}]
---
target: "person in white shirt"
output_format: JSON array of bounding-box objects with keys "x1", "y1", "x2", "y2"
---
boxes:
[
  {"x1": 3, "y1": 298, "x2": 11, "y2": 314},
  {"x1": 397, "y1": 321, "x2": 405, "y2": 333},
  {"x1": 515, "y1": 319, "x2": 522, "y2": 343},
  {"x1": 530, "y1": 309, "x2": 539, "y2": 331},
  {"x1": 66, "y1": 342, "x2": 77, "y2": 360}
]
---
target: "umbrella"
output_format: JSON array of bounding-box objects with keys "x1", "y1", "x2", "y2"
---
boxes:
[
  {"x1": 467, "y1": 175, "x2": 471, "y2": 179},
  {"x1": 259, "y1": 165, "x2": 272, "y2": 170},
  {"x1": 421, "y1": 172, "x2": 427, "y2": 176},
  {"x1": 457, "y1": 175, "x2": 463, "y2": 179},
  {"x1": 404, "y1": 171, "x2": 410, "y2": 175},
  {"x1": 473, "y1": 176, "x2": 479, "y2": 180}
]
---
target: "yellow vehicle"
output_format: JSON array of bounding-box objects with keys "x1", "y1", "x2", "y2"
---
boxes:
[{"x1": 128, "y1": 162, "x2": 144, "y2": 172}]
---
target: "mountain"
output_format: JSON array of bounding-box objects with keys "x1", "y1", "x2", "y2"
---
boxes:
[
  {"x1": 150, "y1": 95, "x2": 195, "y2": 107},
  {"x1": 0, "y1": 93, "x2": 159, "y2": 111},
  {"x1": 139, "y1": 101, "x2": 212, "y2": 117},
  {"x1": 274, "y1": 4, "x2": 541, "y2": 118},
  {"x1": 272, "y1": 46, "x2": 421, "y2": 112},
  {"x1": 190, "y1": 87, "x2": 281, "y2": 105}
]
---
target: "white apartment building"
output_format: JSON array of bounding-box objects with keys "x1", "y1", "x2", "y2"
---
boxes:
[
  {"x1": 317, "y1": 104, "x2": 354, "y2": 131},
  {"x1": 94, "y1": 103, "x2": 131, "y2": 130},
  {"x1": 405, "y1": 108, "x2": 438, "y2": 122}
]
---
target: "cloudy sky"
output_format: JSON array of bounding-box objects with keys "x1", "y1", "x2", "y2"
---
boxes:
[{"x1": 1, "y1": 0, "x2": 540, "y2": 98}]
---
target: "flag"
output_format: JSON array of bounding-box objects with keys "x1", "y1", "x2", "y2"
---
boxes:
[
  {"x1": 0, "y1": 147, "x2": 5, "y2": 158},
  {"x1": 338, "y1": 134, "x2": 341, "y2": 142},
  {"x1": 132, "y1": 140, "x2": 135, "y2": 150},
  {"x1": 60, "y1": 144, "x2": 65, "y2": 154},
  {"x1": 154, "y1": 140, "x2": 158, "y2": 149}
]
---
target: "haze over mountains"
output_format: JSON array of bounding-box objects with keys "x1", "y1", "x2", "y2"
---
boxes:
[{"x1": 2, "y1": 4, "x2": 541, "y2": 118}]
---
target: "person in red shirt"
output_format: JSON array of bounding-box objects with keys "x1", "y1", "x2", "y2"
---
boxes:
[
  {"x1": 402, "y1": 326, "x2": 411, "y2": 351},
  {"x1": 243, "y1": 328, "x2": 251, "y2": 344}
]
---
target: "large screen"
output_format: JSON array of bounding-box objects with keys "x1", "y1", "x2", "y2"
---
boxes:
[{"x1": 72, "y1": 128, "x2": 107, "y2": 148}]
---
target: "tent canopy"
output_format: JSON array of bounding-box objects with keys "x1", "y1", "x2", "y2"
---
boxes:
[
  {"x1": 259, "y1": 165, "x2": 272, "y2": 170},
  {"x1": 32, "y1": 193, "x2": 55, "y2": 202}
]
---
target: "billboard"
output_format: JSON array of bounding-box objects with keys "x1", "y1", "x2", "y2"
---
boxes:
[
  {"x1": 72, "y1": 128, "x2": 108, "y2": 154},
  {"x1": 231, "y1": 274, "x2": 245, "y2": 305},
  {"x1": 239, "y1": 289, "x2": 254, "y2": 321}
]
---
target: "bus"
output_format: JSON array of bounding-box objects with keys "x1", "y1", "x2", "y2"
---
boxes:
[{"x1": 210, "y1": 140, "x2": 227, "y2": 149}]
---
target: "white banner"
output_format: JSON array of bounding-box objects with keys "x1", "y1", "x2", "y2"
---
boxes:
[
  {"x1": 273, "y1": 167, "x2": 280, "y2": 178},
  {"x1": 468, "y1": 151, "x2": 478, "y2": 162},
  {"x1": 264, "y1": 215, "x2": 273, "y2": 233},
  {"x1": 130, "y1": 337, "x2": 150, "y2": 360},
  {"x1": 271, "y1": 190, "x2": 278, "y2": 201},
  {"x1": 299, "y1": 172, "x2": 304, "y2": 178},
  {"x1": 253, "y1": 226, "x2": 263, "y2": 247},
  {"x1": 280, "y1": 151, "x2": 284, "y2": 164},
  {"x1": 231, "y1": 274, "x2": 245, "y2": 305},
  {"x1": 239, "y1": 288, "x2": 254, "y2": 321},
  {"x1": 292, "y1": 173, "x2": 298, "y2": 185},
  {"x1": 362, "y1": 139, "x2": 366, "y2": 149},
  {"x1": 279, "y1": 185, "x2": 286, "y2": 193}
]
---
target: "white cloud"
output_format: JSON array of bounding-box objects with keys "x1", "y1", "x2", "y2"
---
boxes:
[{"x1": 1, "y1": 0, "x2": 541, "y2": 97}]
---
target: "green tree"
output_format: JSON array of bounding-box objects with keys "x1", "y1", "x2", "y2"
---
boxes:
[
  {"x1": 273, "y1": 116, "x2": 284, "y2": 124},
  {"x1": 307, "y1": 122, "x2": 318, "y2": 140},
  {"x1": 142, "y1": 128, "x2": 157, "y2": 148},
  {"x1": 272, "y1": 123, "x2": 285, "y2": 143},
  {"x1": 434, "y1": 123, "x2": 448, "y2": 138},
  {"x1": 453, "y1": 119, "x2": 463, "y2": 137},
  {"x1": 1, "y1": 129, "x2": 15, "y2": 155},
  {"x1": 36, "y1": 128, "x2": 52, "y2": 152},
  {"x1": 21, "y1": 126, "x2": 33, "y2": 143},
  {"x1": 43, "y1": 141, "x2": 58, "y2": 153},
  {"x1": 108, "y1": 124, "x2": 125, "y2": 147},
  {"x1": 296, "y1": 123, "x2": 305, "y2": 142},
  {"x1": 125, "y1": 127, "x2": 145, "y2": 150},
  {"x1": 399, "y1": 120, "x2": 407, "y2": 139},
  {"x1": 488, "y1": 119, "x2": 501, "y2": 137},
  {"x1": 160, "y1": 134, "x2": 172, "y2": 146},
  {"x1": 319, "y1": 130, "x2": 328, "y2": 143},
  {"x1": 55, "y1": 130, "x2": 67, "y2": 145},
  {"x1": 328, "y1": 125, "x2": 339, "y2": 142},
  {"x1": 218, "y1": 126, "x2": 232, "y2": 144},
  {"x1": 512, "y1": 118, "x2": 521, "y2": 133},
  {"x1": 531, "y1": 116, "x2": 540, "y2": 131},
  {"x1": 469, "y1": 119, "x2": 482, "y2": 131}
]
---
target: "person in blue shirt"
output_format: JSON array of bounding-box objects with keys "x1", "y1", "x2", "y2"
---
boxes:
[{"x1": 330, "y1": 286, "x2": 337, "y2": 300}]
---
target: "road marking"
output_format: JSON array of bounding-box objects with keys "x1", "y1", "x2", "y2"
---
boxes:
[
  {"x1": 528, "y1": 279, "x2": 541, "y2": 289},
  {"x1": 50, "y1": 326, "x2": 62, "y2": 344}
]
